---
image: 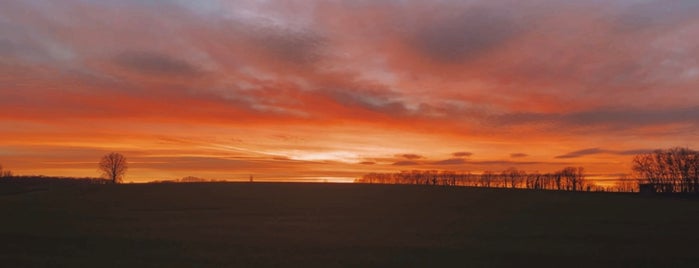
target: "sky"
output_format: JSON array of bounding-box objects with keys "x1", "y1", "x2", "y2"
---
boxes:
[{"x1": 1, "y1": 0, "x2": 698, "y2": 183}]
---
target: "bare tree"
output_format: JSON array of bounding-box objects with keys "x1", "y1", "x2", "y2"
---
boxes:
[
  {"x1": 632, "y1": 148, "x2": 699, "y2": 193},
  {"x1": 558, "y1": 167, "x2": 586, "y2": 191},
  {"x1": 479, "y1": 171, "x2": 494, "y2": 187},
  {"x1": 576, "y1": 167, "x2": 587, "y2": 191},
  {"x1": 526, "y1": 172, "x2": 541, "y2": 189},
  {"x1": 99, "y1": 152, "x2": 128, "y2": 184},
  {"x1": 613, "y1": 175, "x2": 638, "y2": 192},
  {"x1": 502, "y1": 168, "x2": 525, "y2": 188},
  {"x1": 0, "y1": 163, "x2": 12, "y2": 178}
]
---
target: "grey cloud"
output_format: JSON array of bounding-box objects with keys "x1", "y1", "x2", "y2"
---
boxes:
[
  {"x1": 510, "y1": 153, "x2": 528, "y2": 158},
  {"x1": 114, "y1": 51, "x2": 200, "y2": 76},
  {"x1": 254, "y1": 27, "x2": 325, "y2": 65},
  {"x1": 555, "y1": 148, "x2": 608, "y2": 159},
  {"x1": 565, "y1": 107, "x2": 699, "y2": 127},
  {"x1": 496, "y1": 106, "x2": 699, "y2": 130},
  {"x1": 432, "y1": 158, "x2": 466, "y2": 165},
  {"x1": 412, "y1": 6, "x2": 522, "y2": 63},
  {"x1": 0, "y1": 21, "x2": 74, "y2": 64},
  {"x1": 452, "y1": 152, "x2": 472, "y2": 157},
  {"x1": 555, "y1": 148, "x2": 657, "y2": 159},
  {"x1": 618, "y1": 149, "x2": 655, "y2": 155},
  {"x1": 616, "y1": 0, "x2": 699, "y2": 31},
  {"x1": 397, "y1": 154, "x2": 423, "y2": 160},
  {"x1": 0, "y1": 37, "x2": 38, "y2": 58},
  {"x1": 140, "y1": 0, "x2": 224, "y2": 14},
  {"x1": 319, "y1": 80, "x2": 454, "y2": 118},
  {"x1": 324, "y1": 88, "x2": 409, "y2": 115}
]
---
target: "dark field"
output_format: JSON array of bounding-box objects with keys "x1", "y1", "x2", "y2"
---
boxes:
[{"x1": 1, "y1": 182, "x2": 698, "y2": 267}]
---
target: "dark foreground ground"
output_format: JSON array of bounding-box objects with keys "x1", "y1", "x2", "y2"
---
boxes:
[{"x1": 1, "y1": 182, "x2": 698, "y2": 267}]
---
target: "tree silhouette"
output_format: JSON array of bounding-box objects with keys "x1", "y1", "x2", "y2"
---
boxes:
[
  {"x1": 480, "y1": 171, "x2": 494, "y2": 187},
  {"x1": 559, "y1": 167, "x2": 586, "y2": 191},
  {"x1": 632, "y1": 147, "x2": 699, "y2": 193},
  {"x1": 356, "y1": 167, "x2": 589, "y2": 191},
  {"x1": 99, "y1": 152, "x2": 128, "y2": 184},
  {"x1": 0, "y1": 163, "x2": 12, "y2": 178}
]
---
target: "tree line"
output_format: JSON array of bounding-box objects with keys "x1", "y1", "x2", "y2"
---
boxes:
[
  {"x1": 6, "y1": 147, "x2": 699, "y2": 194},
  {"x1": 0, "y1": 152, "x2": 127, "y2": 184},
  {"x1": 356, "y1": 167, "x2": 592, "y2": 191},
  {"x1": 0, "y1": 175, "x2": 109, "y2": 185},
  {"x1": 633, "y1": 147, "x2": 699, "y2": 193}
]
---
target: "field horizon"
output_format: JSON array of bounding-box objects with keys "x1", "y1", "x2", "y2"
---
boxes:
[{"x1": 2, "y1": 182, "x2": 698, "y2": 267}]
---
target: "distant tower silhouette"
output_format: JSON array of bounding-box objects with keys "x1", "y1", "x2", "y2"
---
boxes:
[{"x1": 249, "y1": 175, "x2": 253, "y2": 183}]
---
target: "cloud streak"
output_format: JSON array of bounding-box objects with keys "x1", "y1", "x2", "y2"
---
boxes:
[{"x1": 555, "y1": 148, "x2": 656, "y2": 159}]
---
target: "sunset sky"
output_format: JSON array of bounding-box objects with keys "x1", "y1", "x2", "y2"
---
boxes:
[{"x1": 1, "y1": 0, "x2": 698, "y2": 182}]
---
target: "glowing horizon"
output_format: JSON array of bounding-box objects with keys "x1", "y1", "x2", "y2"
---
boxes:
[{"x1": 1, "y1": 0, "x2": 698, "y2": 183}]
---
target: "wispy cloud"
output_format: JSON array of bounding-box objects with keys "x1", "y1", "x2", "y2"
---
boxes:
[
  {"x1": 452, "y1": 152, "x2": 473, "y2": 157},
  {"x1": 397, "y1": 154, "x2": 424, "y2": 160},
  {"x1": 555, "y1": 148, "x2": 656, "y2": 159},
  {"x1": 432, "y1": 158, "x2": 467, "y2": 165}
]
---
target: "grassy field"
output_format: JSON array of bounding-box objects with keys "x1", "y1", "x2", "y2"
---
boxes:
[{"x1": 1, "y1": 182, "x2": 698, "y2": 267}]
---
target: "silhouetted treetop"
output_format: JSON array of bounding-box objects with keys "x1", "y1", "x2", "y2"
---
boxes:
[{"x1": 99, "y1": 152, "x2": 127, "y2": 184}]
